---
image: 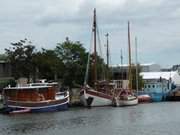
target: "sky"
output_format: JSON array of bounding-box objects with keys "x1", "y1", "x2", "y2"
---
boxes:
[{"x1": 0, "y1": 0, "x2": 180, "y2": 68}]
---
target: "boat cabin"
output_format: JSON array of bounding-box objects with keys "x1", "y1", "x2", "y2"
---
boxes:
[
  {"x1": 143, "y1": 79, "x2": 171, "y2": 93},
  {"x1": 3, "y1": 86, "x2": 55, "y2": 102}
]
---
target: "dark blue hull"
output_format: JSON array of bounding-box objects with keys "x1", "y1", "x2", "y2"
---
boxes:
[
  {"x1": 3, "y1": 102, "x2": 69, "y2": 114},
  {"x1": 31, "y1": 103, "x2": 68, "y2": 113}
]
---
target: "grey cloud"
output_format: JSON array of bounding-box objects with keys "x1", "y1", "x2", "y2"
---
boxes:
[{"x1": 0, "y1": 0, "x2": 180, "y2": 67}]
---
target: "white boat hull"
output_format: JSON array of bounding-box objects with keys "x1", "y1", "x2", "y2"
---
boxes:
[
  {"x1": 80, "y1": 89, "x2": 113, "y2": 107},
  {"x1": 114, "y1": 96, "x2": 138, "y2": 107}
]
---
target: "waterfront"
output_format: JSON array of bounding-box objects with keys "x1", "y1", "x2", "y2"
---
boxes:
[{"x1": 1, "y1": 102, "x2": 180, "y2": 135}]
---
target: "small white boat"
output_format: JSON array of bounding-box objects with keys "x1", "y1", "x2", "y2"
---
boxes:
[
  {"x1": 113, "y1": 90, "x2": 138, "y2": 107},
  {"x1": 80, "y1": 85, "x2": 113, "y2": 107}
]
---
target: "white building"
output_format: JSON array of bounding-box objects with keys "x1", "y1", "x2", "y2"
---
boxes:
[{"x1": 140, "y1": 71, "x2": 180, "y2": 86}]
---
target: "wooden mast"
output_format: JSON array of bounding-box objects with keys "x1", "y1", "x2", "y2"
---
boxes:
[
  {"x1": 128, "y1": 21, "x2": 132, "y2": 90},
  {"x1": 93, "y1": 8, "x2": 97, "y2": 85},
  {"x1": 105, "y1": 33, "x2": 109, "y2": 80},
  {"x1": 135, "y1": 36, "x2": 139, "y2": 94}
]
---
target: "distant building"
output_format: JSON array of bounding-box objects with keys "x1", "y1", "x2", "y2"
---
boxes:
[
  {"x1": 111, "y1": 63, "x2": 161, "y2": 89},
  {"x1": 111, "y1": 63, "x2": 161, "y2": 80},
  {"x1": 140, "y1": 63, "x2": 161, "y2": 72},
  {"x1": 140, "y1": 71, "x2": 180, "y2": 86}
]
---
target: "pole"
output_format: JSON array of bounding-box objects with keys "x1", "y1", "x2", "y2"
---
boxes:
[
  {"x1": 105, "y1": 33, "x2": 109, "y2": 79},
  {"x1": 135, "y1": 37, "x2": 139, "y2": 95},
  {"x1": 128, "y1": 21, "x2": 132, "y2": 90},
  {"x1": 120, "y1": 49, "x2": 123, "y2": 88},
  {"x1": 93, "y1": 8, "x2": 97, "y2": 84}
]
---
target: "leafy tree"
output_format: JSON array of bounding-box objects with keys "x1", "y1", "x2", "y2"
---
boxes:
[
  {"x1": 0, "y1": 54, "x2": 8, "y2": 61},
  {"x1": 55, "y1": 38, "x2": 88, "y2": 87},
  {"x1": 5, "y1": 39, "x2": 35, "y2": 80},
  {"x1": 131, "y1": 64, "x2": 144, "y2": 90},
  {"x1": 33, "y1": 49, "x2": 64, "y2": 81}
]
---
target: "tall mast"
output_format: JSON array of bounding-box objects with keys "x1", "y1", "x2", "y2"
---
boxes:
[
  {"x1": 120, "y1": 49, "x2": 123, "y2": 80},
  {"x1": 120, "y1": 49, "x2": 123, "y2": 89},
  {"x1": 93, "y1": 8, "x2": 97, "y2": 83},
  {"x1": 105, "y1": 33, "x2": 109, "y2": 79},
  {"x1": 128, "y1": 21, "x2": 132, "y2": 89},
  {"x1": 135, "y1": 37, "x2": 139, "y2": 94}
]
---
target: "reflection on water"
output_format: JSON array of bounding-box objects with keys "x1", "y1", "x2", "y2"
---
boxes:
[{"x1": 1, "y1": 102, "x2": 180, "y2": 135}]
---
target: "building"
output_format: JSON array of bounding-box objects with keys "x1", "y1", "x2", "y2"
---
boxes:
[
  {"x1": 140, "y1": 71, "x2": 180, "y2": 86},
  {"x1": 111, "y1": 63, "x2": 161, "y2": 80},
  {"x1": 140, "y1": 63, "x2": 161, "y2": 72}
]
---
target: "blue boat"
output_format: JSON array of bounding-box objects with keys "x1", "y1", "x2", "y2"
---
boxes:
[
  {"x1": 2, "y1": 85, "x2": 69, "y2": 114},
  {"x1": 143, "y1": 79, "x2": 172, "y2": 102}
]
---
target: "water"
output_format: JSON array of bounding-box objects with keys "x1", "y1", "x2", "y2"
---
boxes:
[{"x1": 1, "y1": 102, "x2": 180, "y2": 135}]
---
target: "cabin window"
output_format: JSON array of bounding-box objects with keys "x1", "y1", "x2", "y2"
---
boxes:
[
  {"x1": 148, "y1": 85, "x2": 151, "y2": 88},
  {"x1": 144, "y1": 85, "x2": 146, "y2": 88},
  {"x1": 152, "y1": 85, "x2": 155, "y2": 88}
]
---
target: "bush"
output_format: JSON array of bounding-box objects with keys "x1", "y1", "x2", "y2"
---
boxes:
[{"x1": 0, "y1": 79, "x2": 16, "y2": 92}]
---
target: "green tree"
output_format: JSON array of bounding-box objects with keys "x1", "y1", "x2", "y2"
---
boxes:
[
  {"x1": 5, "y1": 39, "x2": 35, "y2": 80},
  {"x1": 55, "y1": 38, "x2": 88, "y2": 87},
  {"x1": 0, "y1": 54, "x2": 8, "y2": 61},
  {"x1": 33, "y1": 49, "x2": 64, "y2": 81},
  {"x1": 131, "y1": 64, "x2": 144, "y2": 90}
]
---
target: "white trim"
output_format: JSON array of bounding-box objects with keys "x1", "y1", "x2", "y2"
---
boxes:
[{"x1": 8, "y1": 101, "x2": 69, "y2": 109}]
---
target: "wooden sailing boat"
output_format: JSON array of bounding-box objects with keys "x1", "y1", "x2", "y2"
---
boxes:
[
  {"x1": 113, "y1": 21, "x2": 138, "y2": 106},
  {"x1": 80, "y1": 9, "x2": 114, "y2": 107}
]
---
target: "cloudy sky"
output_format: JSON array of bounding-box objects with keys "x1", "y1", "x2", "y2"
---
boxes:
[{"x1": 0, "y1": 0, "x2": 180, "y2": 68}]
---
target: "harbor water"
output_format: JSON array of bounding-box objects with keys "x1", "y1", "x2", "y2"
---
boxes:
[{"x1": 1, "y1": 102, "x2": 180, "y2": 135}]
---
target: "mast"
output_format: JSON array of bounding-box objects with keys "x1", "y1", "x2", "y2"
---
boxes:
[
  {"x1": 93, "y1": 8, "x2": 97, "y2": 84},
  {"x1": 120, "y1": 49, "x2": 123, "y2": 80},
  {"x1": 105, "y1": 33, "x2": 109, "y2": 79},
  {"x1": 135, "y1": 37, "x2": 139, "y2": 94},
  {"x1": 120, "y1": 49, "x2": 123, "y2": 88},
  {"x1": 128, "y1": 21, "x2": 132, "y2": 90}
]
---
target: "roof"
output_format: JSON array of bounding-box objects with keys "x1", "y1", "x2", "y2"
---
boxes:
[
  {"x1": 140, "y1": 71, "x2": 177, "y2": 80},
  {"x1": 111, "y1": 63, "x2": 158, "y2": 68}
]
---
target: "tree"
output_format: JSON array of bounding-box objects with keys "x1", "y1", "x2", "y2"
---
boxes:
[
  {"x1": 131, "y1": 64, "x2": 144, "y2": 90},
  {"x1": 5, "y1": 39, "x2": 35, "y2": 80},
  {"x1": 33, "y1": 48, "x2": 64, "y2": 81},
  {"x1": 55, "y1": 38, "x2": 88, "y2": 87},
  {"x1": 0, "y1": 54, "x2": 8, "y2": 61}
]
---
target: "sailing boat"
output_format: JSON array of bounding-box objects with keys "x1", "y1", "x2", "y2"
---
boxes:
[
  {"x1": 80, "y1": 9, "x2": 114, "y2": 107},
  {"x1": 113, "y1": 21, "x2": 138, "y2": 106}
]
